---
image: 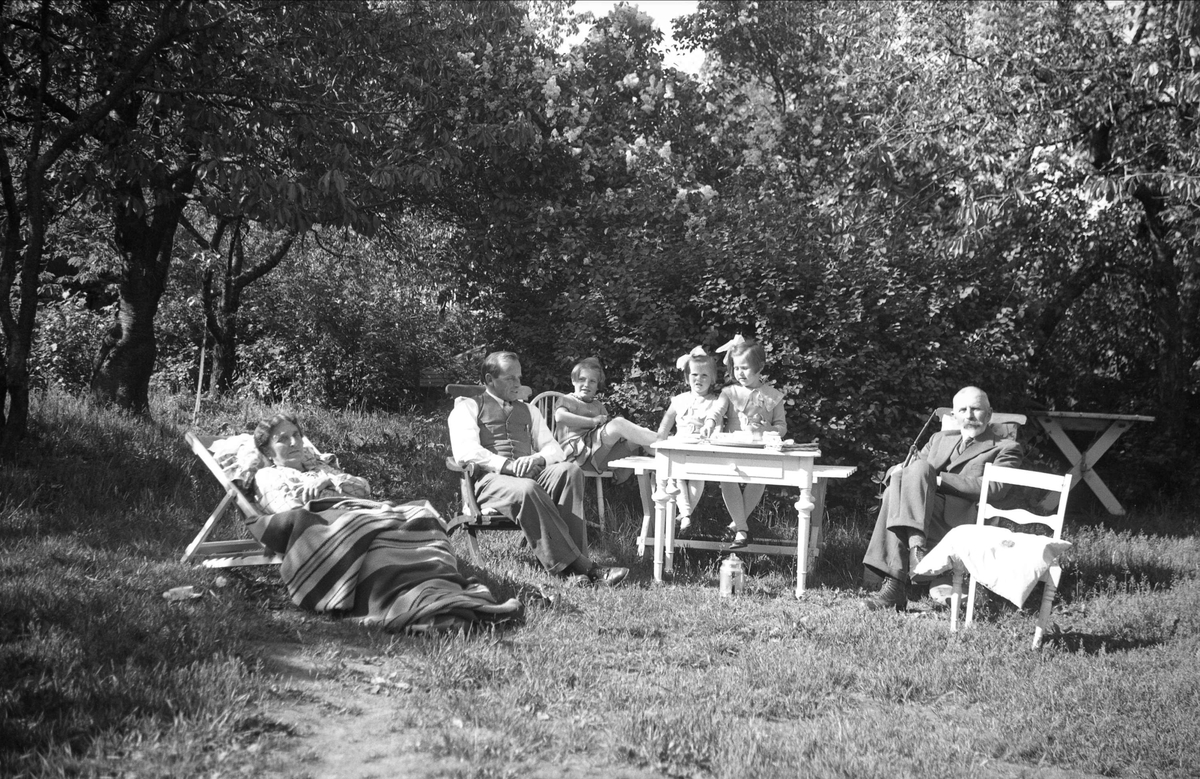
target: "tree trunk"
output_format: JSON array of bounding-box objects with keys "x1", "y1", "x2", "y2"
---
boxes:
[
  {"x1": 208, "y1": 325, "x2": 238, "y2": 395},
  {"x1": 201, "y1": 226, "x2": 295, "y2": 397},
  {"x1": 203, "y1": 265, "x2": 240, "y2": 396},
  {"x1": 91, "y1": 283, "x2": 161, "y2": 413},
  {"x1": 1, "y1": 340, "x2": 32, "y2": 457},
  {"x1": 0, "y1": 135, "x2": 49, "y2": 457},
  {"x1": 1133, "y1": 184, "x2": 1193, "y2": 422},
  {"x1": 90, "y1": 178, "x2": 191, "y2": 412}
]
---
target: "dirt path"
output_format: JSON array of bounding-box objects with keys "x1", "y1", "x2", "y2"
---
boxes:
[
  {"x1": 250, "y1": 641, "x2": 662, "y2": 779},
  {"x1": 254, "y1": 642, "x2": 449, "y2": 779}
]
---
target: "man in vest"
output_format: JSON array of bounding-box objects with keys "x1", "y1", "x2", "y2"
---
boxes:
[
  {"x1": 448, "y1": 351, "x2": 629, "y2": 586},
  {"x1": 861, "y1": 386, "x2": 1022, "y2": 611}
]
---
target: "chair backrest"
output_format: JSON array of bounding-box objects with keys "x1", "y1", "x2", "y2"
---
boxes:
[
  {"x1": 445, "y1": 383, "x2": 533, "y2": 401},
  {"x1": 976, "y1": 462, "x2": 1072, "y2": 539},
  {"x1": 187, "y1": 430, "x2": 325, "y2": 515},
  {"x1": 935, "y1": 407, "x2": 1026, "y2": 442},
  {"x1": 185, "y1": 431, "x2": 267, "y2": 518},
  {"x1": 530, "y1": 390, "x2": 570, "y2": 435},
  {"x1": 446, "y1": 383, "x2": 483, "y2": 398}
]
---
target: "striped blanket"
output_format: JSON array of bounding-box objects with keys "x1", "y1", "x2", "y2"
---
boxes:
[{"x1": 247, "y1": 498, "x2": 521, "y2": 632}]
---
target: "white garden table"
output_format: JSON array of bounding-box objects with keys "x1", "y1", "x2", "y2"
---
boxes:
[{"x1": 648, "y1": 438, "x2": 822, "y2": 597}]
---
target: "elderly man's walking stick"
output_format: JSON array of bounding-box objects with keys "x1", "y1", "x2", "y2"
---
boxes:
[{"x1": 903, "y1": 409, "x2": 942, "y2": 467}]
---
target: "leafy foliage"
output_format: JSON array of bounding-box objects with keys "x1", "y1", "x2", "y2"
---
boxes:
[{"x1": 10, "y1": 0, "x2": 1198, "y2": 501}]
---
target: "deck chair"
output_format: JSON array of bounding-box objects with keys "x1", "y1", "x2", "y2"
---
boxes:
[
  {"x1": 443, "y1": 383, "x2": 539, "y2": 566},
  {"x1": 183, "y1": 431, "x2": 283, "y2": 568},
  {"x1": 891, "y1": 407, "x2": 1026, "y2": 492},
  {"x1": 443, "y1": 456, "x2": 526, "y2": 566},
  {"x1": 935, "y1": 406, "x2": 1027, "y2": 437},
  {"x1": 531, "y1": 390, "x2": 609, "y2": 530},
  {"x1": 947, "y1": 463, "x2": 1073, "y2": 649}
]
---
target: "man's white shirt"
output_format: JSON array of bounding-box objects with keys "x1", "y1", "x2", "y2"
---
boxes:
[{"x1": 448, "y1": 389, "x2": 566, "y2": 473}]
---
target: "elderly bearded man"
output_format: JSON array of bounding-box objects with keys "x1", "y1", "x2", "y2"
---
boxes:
[
  {"x1": 861, "y1": 386, "x2": 1022, "y2": 611},
  {"x1": 448, "y1": 351, "x2": 629, "y2": 586}
]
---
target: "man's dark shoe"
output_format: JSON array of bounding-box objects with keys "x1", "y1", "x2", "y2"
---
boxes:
[
  {"x1": 563, "y1": 572, "x2": 593, "y2": 588},
  {"x1": 860, "y1": 575, "x2": 907, "y2": 612},
  {"x1": 588, "y1": 565, "x2": 629, "y2": 587}
]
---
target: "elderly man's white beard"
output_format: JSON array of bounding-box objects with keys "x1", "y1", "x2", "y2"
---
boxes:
[{"x1": 960, "y1": 420, "x2": 987, "y2": 439}]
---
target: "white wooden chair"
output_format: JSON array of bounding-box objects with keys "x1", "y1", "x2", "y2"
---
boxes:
[
  {"x1": 902, "y1": 408, "x2": 1030, "y2": 604},
  {"x1": 183, "y1": 431, "x2": 284, "y2": 568},
  {"x1": 949, "y1": 463, "x2": 1073, "y2": 649},
  {"x1": 531, "y1": 390, "x2": 609, "y2": 530}
]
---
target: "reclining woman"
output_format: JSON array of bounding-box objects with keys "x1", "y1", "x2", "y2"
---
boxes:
[{"x1": 247, "y1": 412, "x2": 521, "y2": 633}]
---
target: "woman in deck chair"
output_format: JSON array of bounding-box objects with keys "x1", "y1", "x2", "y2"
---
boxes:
[{"x1": 246, "y1": 412, "x2": 521, "y2": 633}]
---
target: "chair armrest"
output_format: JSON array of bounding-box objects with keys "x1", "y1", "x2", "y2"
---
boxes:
[
  {"x1": 445, "y1": 456, "x2": 488, "y2": 519},
  {"x1": 443, "y1": 513, "x2": 475, "y2": 536}
]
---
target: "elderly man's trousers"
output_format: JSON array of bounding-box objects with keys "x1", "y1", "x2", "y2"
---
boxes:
[
  {"x1": 862, "y1": 459, "x2": 951, "y2": 583},
  {"x1": 473, "y1": 462, "x2": 590, "y2": 574}
]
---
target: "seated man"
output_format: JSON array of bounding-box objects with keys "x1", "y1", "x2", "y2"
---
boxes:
[
  {"x1": 448, "y1": 350, "x2": 629, "y2": 586},
  {"x1": 862, "y1": 386, "x2": 1022, "y2": 611}
]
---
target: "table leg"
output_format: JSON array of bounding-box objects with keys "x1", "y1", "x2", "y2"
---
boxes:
[
  {"x1": 662, "y1": 481, "x2": 679, "y2": 573},
  {"x1": 635, "y1": 472, "x2": 653, "y2": 557},
  {"x1": 1036, "y1": 418, "x2": 1130, "y2": 514},
  {"x1": 793, "y1": 485, "x2": 816, "y2": 597},
  {"x1": 651, "y1": 481, "x2": 671, "y2": 582},
  {"x1": 809, "y1": 477, "x2": 829, "y2": 564},
  {"x1": 951, "y1": 563, "x2": 965, "y2": 633}
]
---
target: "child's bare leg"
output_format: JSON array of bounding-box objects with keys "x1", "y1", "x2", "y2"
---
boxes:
[
  {"x1": 742, "y1": 483, "x2": 766, "y2": 517},
  {"x1": 720, "y1": 482, "x2": 749, "y2": 532},
  {"x1": 601, "y1": 418, "x2": 658, "y2": 450},
  {"x1": 675, "y1": 479, "x2": 704, "y2": 518}
]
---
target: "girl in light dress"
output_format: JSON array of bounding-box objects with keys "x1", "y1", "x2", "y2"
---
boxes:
[
  {"x1": 701, "y1": 336, "x2": 787, "y2": 549},
  {"x1": 553, "y1": 357, "x2": 658, "y2": 477},
  {"x1": 655, "y1": 347, "x2": 722, "y2": 536}
]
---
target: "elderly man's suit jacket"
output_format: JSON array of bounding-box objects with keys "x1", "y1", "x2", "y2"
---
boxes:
[{"x1": 914, "y1": 427, "x2": 1023, "y2": 527}]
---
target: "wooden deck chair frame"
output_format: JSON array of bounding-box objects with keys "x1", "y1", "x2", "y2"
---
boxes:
[
  {"x1": 951, "y1": 463, "x2": 1073, "y2": 649},
  {"x1": 443, "y1": 383, "x2": 539, "y2": 566},
  {"x1": 890, "y1": 407, "x2": 1027, "y2": 494},
  {"x1": 935, "y1": 407, "x2": 1027, "y2": 436},
  {"x1": 183, "y1": 431, "x2": 284, "y2": 568},
  {"x1": 443, "y1": 456, "x2": 526, "y2": 566},
  {"x1": 531, "y1": 390, "x2": 608, "y2": 530}
]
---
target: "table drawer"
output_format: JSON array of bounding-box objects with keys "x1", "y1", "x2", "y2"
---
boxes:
[{"x1": 679, "y1": 457, "x2": 786, "y2": 481}]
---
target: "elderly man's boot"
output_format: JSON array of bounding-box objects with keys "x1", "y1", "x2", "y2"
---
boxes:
[{"x1": 860, "y1": 575, "x2": 907, "y2": 612}]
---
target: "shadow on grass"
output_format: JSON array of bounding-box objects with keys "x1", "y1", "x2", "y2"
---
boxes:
[
  {"x1": 1045, "y1": 630, "x2": 1167, "y2": 654},
  {"x1": 1059, "y1": 560, "x2": 1187, "y2": 600}
]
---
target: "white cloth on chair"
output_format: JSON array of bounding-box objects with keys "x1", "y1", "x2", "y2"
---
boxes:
[
  {"x1": 913, "y1": 524, "x2": 1071, "y2": 607},
  {"x1": 209, "y1": 434, "x2": 268, "y2": 487}
]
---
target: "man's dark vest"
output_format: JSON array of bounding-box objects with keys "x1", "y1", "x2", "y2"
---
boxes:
[{"x1": 476, "y1": 393, "x2": 534, "y2": 459}]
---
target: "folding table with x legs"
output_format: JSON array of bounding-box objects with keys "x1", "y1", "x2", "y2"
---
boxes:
[{"x1": 1032, "y1": 411, "x2": 1155, "y2": 515}]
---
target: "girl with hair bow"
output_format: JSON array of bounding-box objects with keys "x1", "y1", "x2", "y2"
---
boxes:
[
  {"x1": 702, "y1": 335, "x2": 788, "y2": 550},
  {"x1": 655, "y1": 346, "x2": 722, "y2": 536}
]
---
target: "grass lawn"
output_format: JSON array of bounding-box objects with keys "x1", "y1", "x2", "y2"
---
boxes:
[{"x1": 2, "y1": 389, "x2": 1198, "y2": 778}]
